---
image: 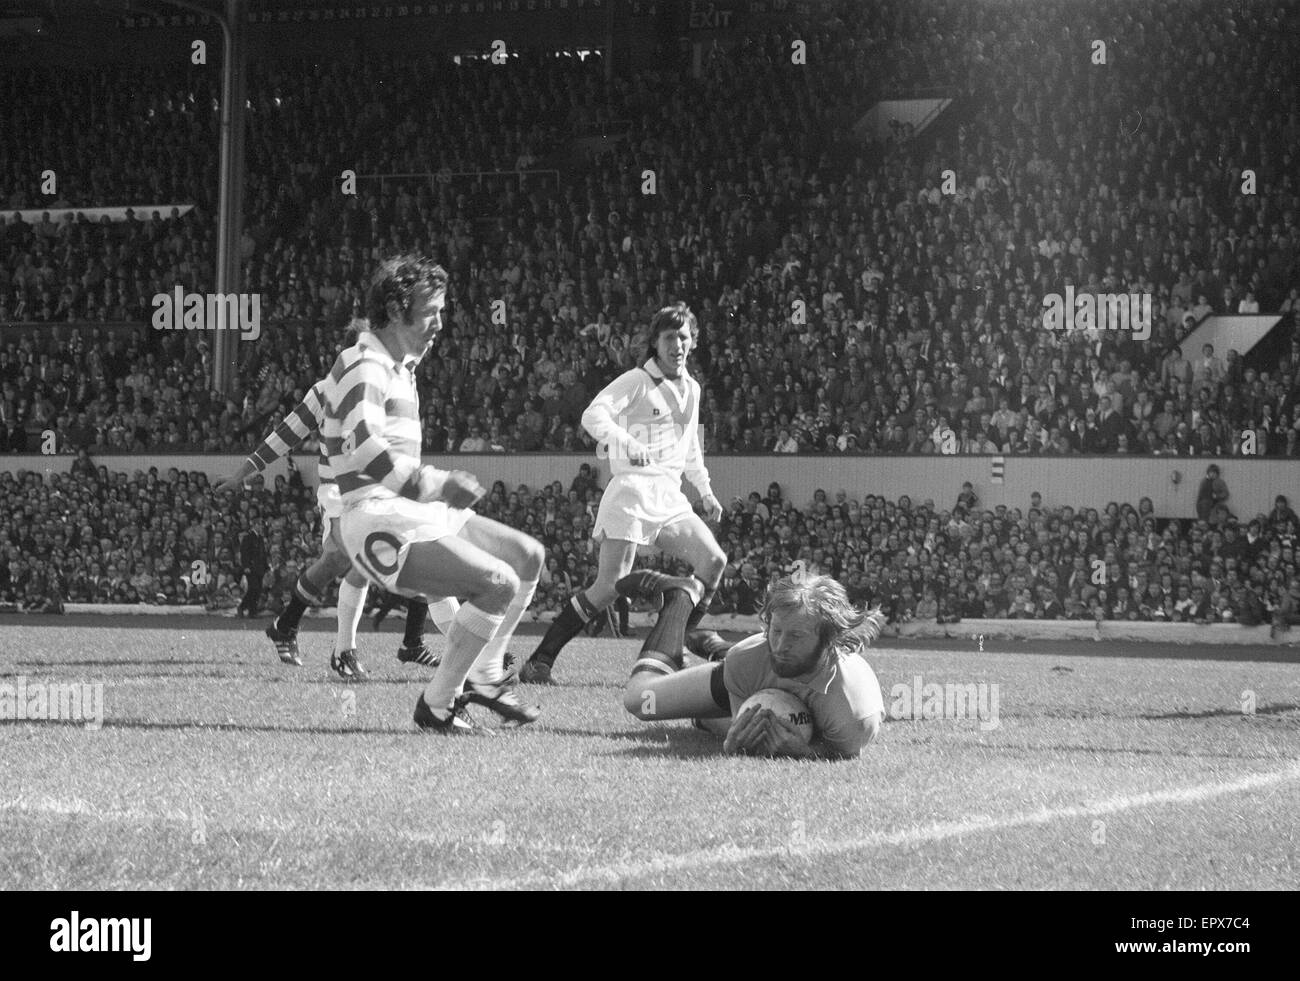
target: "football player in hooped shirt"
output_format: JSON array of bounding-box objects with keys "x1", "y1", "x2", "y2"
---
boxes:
[{"x1": 617, "y1": 571, "x2": 886, "y2": 759}]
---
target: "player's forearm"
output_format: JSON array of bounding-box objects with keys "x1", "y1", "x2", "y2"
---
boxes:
[
  {"x1": 685, "y1": 467, "x2": 713, "y2": 498},
  {"x1": 228, "y1": 457, "x2": 260, "y2": 482},
  {"x1": 684, "y1": 428, "x2": 712, "y2": 495},
  {"x1": 255, "y1": 422, "x2": 311, "y2": 466},
  {"x1": 250, "y1": 406, "x2": 315, "y2": 468},
  {"x1": 249, "y1": 437, "x2": 286, "y2": 470},
  {"x1": 582, "y1": 403, "x2": 638, "y2": 453},
  {"x1": 412, "y1": 463, "x2": 456, "y2": 502},
  {"x1": 359, "y1": 443, "x2": 449, "y2": 502}
]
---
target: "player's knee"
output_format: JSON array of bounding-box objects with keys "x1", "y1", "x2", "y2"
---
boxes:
[
  {"x1": 623, "y1": 679, "x2": 655, "y2": 720},
  {"x1": 700, "y1": 548, "x2": 727, "y2": 585},
  {"x1": 519, "y1": 536, "x2": 546, "y2": 579},
  {"x1": 428, "y1": 596, "x2": 458, "y2": 619},
  {"x1": 477, "y1": 563, "x2": 519, "y2": 611}
]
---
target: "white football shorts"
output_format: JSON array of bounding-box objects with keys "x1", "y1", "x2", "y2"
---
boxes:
[
  {"x1": 321, "y1": 516, "x2": 347, "y2": 556},
  {"x1": 318, "y1": 482, "x2": 345, "y2": 550},
  {"x1": 593, "y1": 472, "x2": 695, "y2": 546},
  {"x1": 339, "y1": 496, "x2": 473, "y2": 592},
  {"x1": 317, "y1": 481, "x2": 343, "y2": 518}
]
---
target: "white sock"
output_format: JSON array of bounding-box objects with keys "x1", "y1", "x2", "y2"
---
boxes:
[
  {"x1": 469, "y1": 576, "x2": 538, "y2": 686},
  {"x1": 422, "y1": 603, "x2": 504, "y2": 715},
  {"x1": 428, "y1": 596, "x2": 460, "y2": 635},
  {"x1": 336, "y1": 580, "x2": 368, "y2": 653}
]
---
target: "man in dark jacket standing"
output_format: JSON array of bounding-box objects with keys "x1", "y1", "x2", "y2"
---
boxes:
[{"x1": 238, "y1": 526, "x2": 268, "y2": 618}]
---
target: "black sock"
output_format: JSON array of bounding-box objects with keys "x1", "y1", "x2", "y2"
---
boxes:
[
  {"x1": 616, "y1": 595, "x2": 630, "y2": 632},
  {"x1": 532, "y1": 593, "x2": 598, "y2": 667},
  {"x1": 277, "y1": 577, "x2": 316, "y2": 632},
  {"x1": 635, "y1": 588, "x2": 695, "y2": 674},
  {"x1": 685, "y1": 580, "x2": 715, "y2": 630},
  {"x1": 404, "y1": 599, "x2": 428, "y2": 648}
]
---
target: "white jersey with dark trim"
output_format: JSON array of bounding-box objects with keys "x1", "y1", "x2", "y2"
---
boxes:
[{"x1": 580, "y1": 357, "x2": 712, "y2": 497}]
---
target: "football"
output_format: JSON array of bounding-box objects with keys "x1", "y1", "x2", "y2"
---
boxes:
[{"x1": 737, "y1": 688, "x2": 815, "y2": 744}]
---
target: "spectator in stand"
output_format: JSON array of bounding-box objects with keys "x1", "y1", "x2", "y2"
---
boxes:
[
  {"x1": 1273, "y1": 579, "x2": 1300, "y2": 639},
  {"x1": 1196, "y1": 464, "x2": 1230, "y2": 522}
]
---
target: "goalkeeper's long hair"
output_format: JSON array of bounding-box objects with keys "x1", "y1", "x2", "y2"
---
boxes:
[{"x1": 759, "y1": 574, "x2": 887, "y2": 668}]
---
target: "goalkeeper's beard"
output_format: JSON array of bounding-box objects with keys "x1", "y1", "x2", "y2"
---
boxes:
[{"x1": 769, "y1": 639, "x2": 828, "y2": 678}]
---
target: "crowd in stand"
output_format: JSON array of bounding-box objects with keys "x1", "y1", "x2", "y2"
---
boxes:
[
  {"x1": 3, "y1": 2, "x2": 1300, "y2": 637},
  {"x1": 3, "y1": 456, "x2": 1298, "y2": 638},
  {"x1": 2, "y1": 0, "x2": 1299, "y2": 459},
  {"x1": 705, "y1": 477, "x2": 1300, "y2": 638}
]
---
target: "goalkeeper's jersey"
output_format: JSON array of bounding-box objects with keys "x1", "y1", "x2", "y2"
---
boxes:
[{"x1": 723, "y1": 632, "x2": 884, "y2": 758}]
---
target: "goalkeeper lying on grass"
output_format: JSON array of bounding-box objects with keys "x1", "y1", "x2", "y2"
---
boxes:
[{"x1": 616, "y1": 571, "x2": 886, "y2": 759}]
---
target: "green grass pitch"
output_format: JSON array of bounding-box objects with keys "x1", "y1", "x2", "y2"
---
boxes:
[{"x1": 2, "y1": 617, "x2": 1298, "y2": 889}]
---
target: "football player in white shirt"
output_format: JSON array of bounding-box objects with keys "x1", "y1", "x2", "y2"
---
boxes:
[{"x1": 520, "y1": 303, "x2": 727, "y2": 684}]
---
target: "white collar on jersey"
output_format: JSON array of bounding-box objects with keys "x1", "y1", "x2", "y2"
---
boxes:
[
  {"x1": 358, "y1": 330, "x2": 422, "y2": 372},
  {"x1": 642, "y1": 356, "x2": 690, "y2": 383}
]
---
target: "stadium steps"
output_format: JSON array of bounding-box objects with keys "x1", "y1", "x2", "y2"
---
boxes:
[
  {"x1": 1172, "y1": 313, "x2": 1286, "y2": 362},
  {"x1": 1243, "y1": 311, "x2": 1296, "y2": 373},
  {"x1": 851, "y1": 94, "x2": 954, "y2": 143}
]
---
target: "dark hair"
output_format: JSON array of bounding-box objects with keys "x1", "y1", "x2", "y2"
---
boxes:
[
  {"x1": 645, "y1": 302, "x2": 698, "y2": 358},
  {"x1": 365, "y1": 255, "x2": 449, "y2": 330},
  {"x1": 342, "y1": 317, "x2": 365, "y2": 346}
]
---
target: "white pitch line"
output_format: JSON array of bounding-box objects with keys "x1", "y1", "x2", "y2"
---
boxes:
[
  {"x1": 0, "y1": 795, "x2": 598, "y2": 859},
  {"x1": 0, "y1": 795, "x2": 306, "y2": 835},
  {"x1": 6, "y1": 764, "x2": 1298, "y2": 889},
  {"x1": 438, "y1": 761, "x2": 1300, "y2": 890}
]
